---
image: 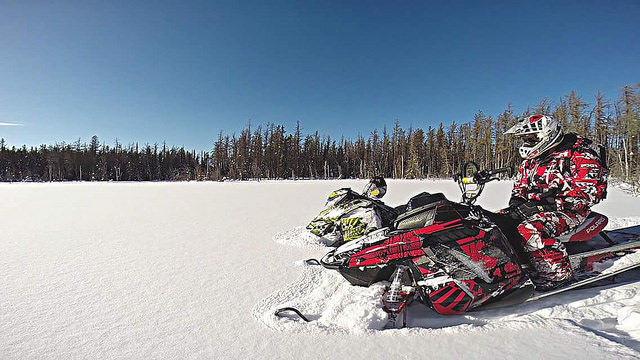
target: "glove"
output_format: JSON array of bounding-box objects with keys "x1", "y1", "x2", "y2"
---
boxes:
[{"x1": 508, "y1": 197, "x2": 557, "y2": 221}]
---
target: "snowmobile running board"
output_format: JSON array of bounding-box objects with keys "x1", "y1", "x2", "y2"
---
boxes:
[
  {"x1": 569, "y1": 240, "x2": 640, "y2": 260},
  {"x1": 526, "y1": 261, "x2": 640, "y2": 302}
]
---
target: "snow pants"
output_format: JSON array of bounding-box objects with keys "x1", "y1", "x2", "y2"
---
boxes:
[{"x1": 517, "y1": 210, "x2": 587, "y2": 285}]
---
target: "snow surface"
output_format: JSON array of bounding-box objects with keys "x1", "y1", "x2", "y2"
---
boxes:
[{"x1": 1, "y1": 179, "x2": 639, "y2": 359}]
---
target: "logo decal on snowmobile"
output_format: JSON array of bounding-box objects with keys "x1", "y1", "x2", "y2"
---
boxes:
[{"x1": 586, "y1": 216, "x2": 606, "y2": 234}]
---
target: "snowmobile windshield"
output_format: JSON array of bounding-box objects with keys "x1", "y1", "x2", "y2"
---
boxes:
[
  {"x1": 433, "y1": 201, "x2": 471, "y2": 223},
  {"x1": 395, "y1": 198, "x2": 470, "y2": 231},
  {"x1": 363, "y1": 180, "x2": 386, "y2": 199}
]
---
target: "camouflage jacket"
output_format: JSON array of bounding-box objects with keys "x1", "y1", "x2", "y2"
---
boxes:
[{"x1": 511, "y1": 133, "x2": 607, "y2": 214}]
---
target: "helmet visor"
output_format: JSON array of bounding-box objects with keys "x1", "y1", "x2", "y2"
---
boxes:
[{"x1": 518, "y1": 133, "x2": 540, "y2": 147}]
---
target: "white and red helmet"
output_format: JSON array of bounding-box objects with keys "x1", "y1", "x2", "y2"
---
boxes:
[{"x1": 505, "y1": 115, "x2": 564, "y2": 159}]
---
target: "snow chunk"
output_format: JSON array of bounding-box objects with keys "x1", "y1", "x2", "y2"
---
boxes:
[
  {"x1": 618, "y1": 304, "x2": 640, "y2": 339},
  {"x1": 252, "y1": 262, "x2": 388, "y2": 334},
  {"x1": 272, "y1": 226, "x2": 335, "y2": 249},
  {"x1": 606, "y1": 217, "x2": 640, "y2": 231}
]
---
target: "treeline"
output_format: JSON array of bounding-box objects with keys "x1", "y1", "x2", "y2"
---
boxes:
[
  {"x1": 0, "y1": 85, "x2": 639, "y2": 184},
  {"x1": 0, "y1": 137, "x2": 204, "y2": 182}
]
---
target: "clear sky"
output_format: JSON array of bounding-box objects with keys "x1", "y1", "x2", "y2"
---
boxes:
[{"x1": 1, "y1": 0, "x2": 639, "y2": 152}]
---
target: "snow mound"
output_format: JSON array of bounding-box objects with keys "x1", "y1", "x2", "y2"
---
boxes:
[
  {"x1": 593, "y1": 250, "x2": 640, "y2": 274},
  {"x1": 610, "y1": 180, "x2": 640, "y2": 197},
  {"x1": 272, "y1": 226, "x2": 335, "y2": 249},
  {"x1": 252, "y1": 261, "x2": 388, "y2": 334},
  {"x1": 618, "y1": 304, "x2": 640, "y2": 339},
  {"x1": 607, "y1": 216, "x2": 640, "y2": 231}
]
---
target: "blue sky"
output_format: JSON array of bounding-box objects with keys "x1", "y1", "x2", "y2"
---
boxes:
[{"x1": 1, "y1": 1, "x2": 638, "y2": 151}]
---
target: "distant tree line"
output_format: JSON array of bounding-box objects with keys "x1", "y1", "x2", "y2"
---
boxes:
[{"x1": 1, "y1": 85, "x2": 639, "y2": 185}]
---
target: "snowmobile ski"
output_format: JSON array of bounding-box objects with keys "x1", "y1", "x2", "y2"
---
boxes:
[
  {"x1": 304, "y1": 258, "x2": 321, "y2": 266},
  {"x1": 274, "y1": 307, "x2": 310, "y2": 322}
]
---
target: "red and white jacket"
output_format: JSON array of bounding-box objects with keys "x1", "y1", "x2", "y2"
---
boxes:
[{"x1": 511, "y1": 133, "x2": 607, "y2": 215}]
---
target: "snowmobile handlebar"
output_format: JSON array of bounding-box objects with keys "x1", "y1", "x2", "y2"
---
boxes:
[
  {"x1": 477, "y1": 167, "x2": 510, "y2": 183},
  {"x1": 454, "y1": 163, "x2": 512, "y2": 204},
  {"x1": 454, "y1": 167, "x2": 510, "y2": 185}
]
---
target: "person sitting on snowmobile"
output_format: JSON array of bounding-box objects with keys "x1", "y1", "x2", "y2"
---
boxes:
[{"x1": 503, "y1": 115, "x2": 608, "y2": 291}]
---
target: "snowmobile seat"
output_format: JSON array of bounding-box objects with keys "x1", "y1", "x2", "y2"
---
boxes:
[
  {"x1": 556, "y1": 212, "x2": 608, "y2": 243},
  {"x1": 394, "y1": 192, "x2": 447, "y2": 214}
]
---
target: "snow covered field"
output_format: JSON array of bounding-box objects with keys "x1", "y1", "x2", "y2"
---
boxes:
[{"x1": 1, "y1": 180, "x2": 639, "y2": 359}]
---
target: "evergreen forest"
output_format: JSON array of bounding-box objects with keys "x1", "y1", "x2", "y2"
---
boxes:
[{"x1": 1, "y1": 85, "x2": 639, "y2": 186}]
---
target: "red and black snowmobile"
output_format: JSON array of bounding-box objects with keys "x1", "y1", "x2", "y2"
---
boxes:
[{"x1": 301, "y1": 162, "x2": 640, "y2": 326}]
